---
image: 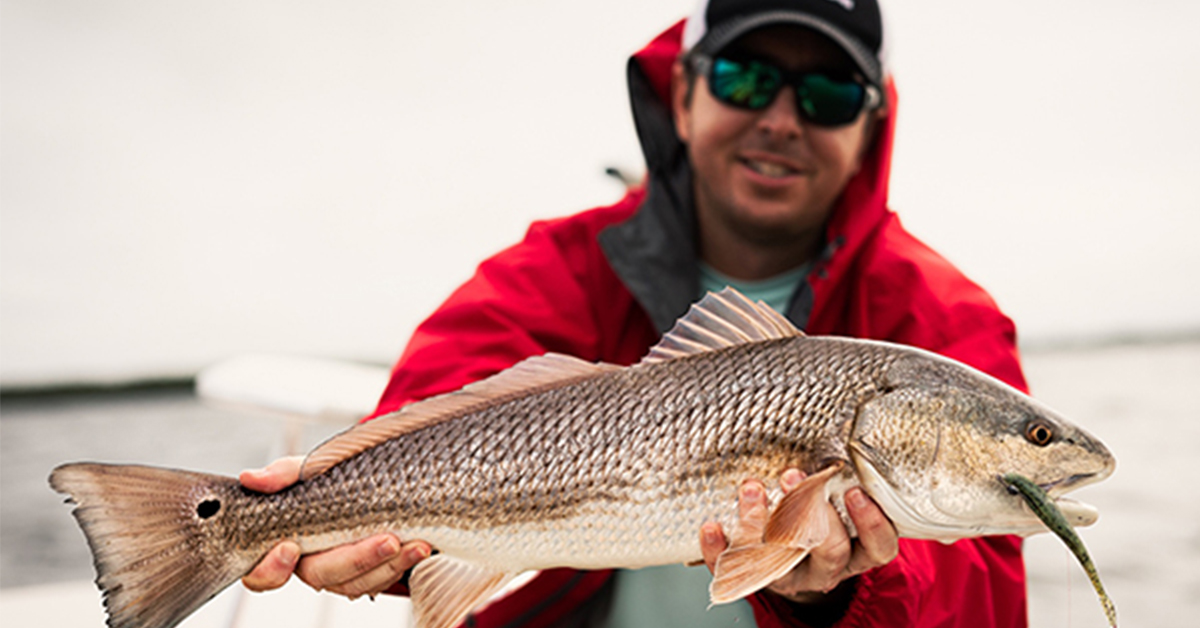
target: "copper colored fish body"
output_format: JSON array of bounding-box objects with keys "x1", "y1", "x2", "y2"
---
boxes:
[{"x1": 50, "y1": 289, "x2": 1116, "y2": 628}]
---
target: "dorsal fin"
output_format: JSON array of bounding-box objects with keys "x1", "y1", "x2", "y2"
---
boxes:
[
  {"x1": 640, "y1": 287, "x2": 802, "y2": 365},
  {"x1": 300, "y1": 353, "x2": 619, "y2": 480}
]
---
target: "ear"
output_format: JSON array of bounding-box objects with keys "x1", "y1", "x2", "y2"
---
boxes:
[
  {"x1": 850, "y1": 105, "x2": 887, "y2": 175},
  {"x1": 671, "y1": 59, "x2": 693, "y2": 144}
]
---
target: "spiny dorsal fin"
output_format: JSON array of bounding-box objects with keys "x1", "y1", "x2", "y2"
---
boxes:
[
  {"x1": 300, "y1": 353, "x2": 619, "y2": 480},
  {"x1": 640, "y1": 287, "x2": 802, "y2": 365}
]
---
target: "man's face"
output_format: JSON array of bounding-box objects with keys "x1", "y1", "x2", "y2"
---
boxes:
[{"x1": 673, "y1": 26, "x2": 877, "y2": 256}]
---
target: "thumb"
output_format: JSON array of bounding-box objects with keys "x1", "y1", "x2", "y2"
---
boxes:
[
  {"x1": 239, "y1": 456, "x2": 304, "y2": 493},
  {"x1": 242, "y1": 541, "x2": 300, "y2": 592}
]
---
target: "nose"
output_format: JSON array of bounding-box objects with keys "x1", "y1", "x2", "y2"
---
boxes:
[{"x1": 756, "y1": 88, "x2": 804, "y2": 140}]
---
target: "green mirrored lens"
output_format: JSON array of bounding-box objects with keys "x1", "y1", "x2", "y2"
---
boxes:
[
  {"x1": 710, "y1": 58, "x2": 781, "y2": 110},
  {"x1": 796, "y1": 75, "x2": 865, "y2": 126},
  {"x1": 705, "y1": 56, "x2": 869, "y2": 126}
]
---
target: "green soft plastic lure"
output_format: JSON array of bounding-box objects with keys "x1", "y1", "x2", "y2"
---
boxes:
[{"x1": 1003, "y1": 472, "x2": 1117, "y2": 627}]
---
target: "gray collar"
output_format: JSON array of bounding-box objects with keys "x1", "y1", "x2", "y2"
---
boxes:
[{"x1": 598, "y1": 175, "x2": 698, "y2": 335}]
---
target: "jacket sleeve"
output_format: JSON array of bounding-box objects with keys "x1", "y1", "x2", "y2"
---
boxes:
[
  {"x1": 369, "y1": 220, "x2": 610, "y2": 418},
  {"x1": 371, "y1": 217, "x2": 621, "y2": 603}
]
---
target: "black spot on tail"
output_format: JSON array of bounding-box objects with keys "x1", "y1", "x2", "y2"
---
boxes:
[{"x1": 197, "y1": 499, "x2": 221, "y2": 519}]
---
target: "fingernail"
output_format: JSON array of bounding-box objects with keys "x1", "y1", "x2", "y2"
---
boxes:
[
  {"x1": 703, "y1": 525, "x2": 723, "y2": 547},
  {"x1": 781, "y1": 469, "x2": 803, "y2": 491},
  {"x1": 376, "y1": 537, "x2": 400, "y2": 559},
  {"x1": 741, "y1": 483, "x2": 761, "y2": 501},
  {"x1": 278, "y1": 543, "x2": 299, "y2": 567},
  {"x1": 847, "y1": 489, "x2": 867, "y2": 510},
  {"x1": 405, "y1": 544, "x2": 430, "y2": 562}
]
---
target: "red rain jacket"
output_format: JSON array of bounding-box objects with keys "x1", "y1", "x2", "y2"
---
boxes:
[{"x1": 370, "y1": 21, "x2": 1029, "y2": 628}]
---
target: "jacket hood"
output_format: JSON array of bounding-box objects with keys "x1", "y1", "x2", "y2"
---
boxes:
[{"x1": 601, "y1": 19, "x2": 899, "y2": 333}]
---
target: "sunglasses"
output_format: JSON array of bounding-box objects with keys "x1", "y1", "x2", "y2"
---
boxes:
[{"x1": 691, "y1": 54, "x2": 881, "y2": 127}]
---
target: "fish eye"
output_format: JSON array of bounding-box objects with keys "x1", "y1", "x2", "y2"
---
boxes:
[{"x1": 1024, "y1": 420, "x2": 1054, "y2": 447}]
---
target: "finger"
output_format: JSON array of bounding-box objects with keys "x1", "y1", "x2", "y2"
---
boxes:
[
  {"x1": 295, "y1": 534, "x2": 408, "y2": 591},
  {"x1": 842, "y1": 488, "x2": 898, "y2": 576},
  {"x1": 804, "y1": 502, "x2": 855, "y2": 591},
  {"x1": 698, "y1": 521, "x2": 728, "y2": 573},
  {"x1": 239, "y1": 456, "x2": 304, "y2": 493},
  {"x1": 764, "y1": 502, "x2": 851, "y2": 599},
  {"x1": 779, "y1": 468, "x2": 806, "y2": 493},
  {"x1": 730, "y1": 480, "x2": 769, "y2": 547},
  {"x1": 242, "y1": 541, "x2": 300, "y2": 592},
  {"x1": 326, "y1": 541, "x2": 432, "y2": 599}
]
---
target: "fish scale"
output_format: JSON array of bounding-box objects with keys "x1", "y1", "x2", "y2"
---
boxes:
[{"x1": 205, "y1": 339, "x2": 880, "y2": 564}]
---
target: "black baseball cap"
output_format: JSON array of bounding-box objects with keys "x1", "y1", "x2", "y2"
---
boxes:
[{"x1": 682, "y1": 0, "x2": 885, "y2": 87}]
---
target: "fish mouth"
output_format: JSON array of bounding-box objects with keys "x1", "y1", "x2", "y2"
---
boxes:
[
  {"x1": 1031, "y1": 475, "x2": 1102, "y2": 527},
  {"x1": 1039, "y1": 474, "x2": 1103, "y2": 527},
  {"x1": 1001, "y1": 473, "x2": 1103, "y2": 528},
  {"x1": 1040, "y1": 472, "x2": 1101, "y2": 494}
]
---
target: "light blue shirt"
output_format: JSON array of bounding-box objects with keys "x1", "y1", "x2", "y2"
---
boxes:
[{"x1": 698, "y1": 262, "x2": 810, "y2": 315}]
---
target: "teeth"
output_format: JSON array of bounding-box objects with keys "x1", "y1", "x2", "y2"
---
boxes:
[{"x1": 745, "y1": 159, "x2": 794, "y2": 178}]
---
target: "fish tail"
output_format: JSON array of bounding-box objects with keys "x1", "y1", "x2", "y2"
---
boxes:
[{"x1": 49, "y1": 462, "x2": 257, "y2": 628}]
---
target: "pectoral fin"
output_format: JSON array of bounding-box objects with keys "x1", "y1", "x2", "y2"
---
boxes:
[
  {"x1": 764, "y1": 463, "x2": 842, "y2": 548},
  {"x1": 709, "y1": 463, "x2": 843, "y2": 604},
  {"x1": 409, "y1": 554, "x2": 515, "y2": 628}
]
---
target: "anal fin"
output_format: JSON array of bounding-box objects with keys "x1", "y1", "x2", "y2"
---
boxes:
[
  {"x1": 409, "y1": 554, "x2": 515, "y2": 628},
  {"x1": 710, "y1": 544, "x2": 810, "y2": 604}
]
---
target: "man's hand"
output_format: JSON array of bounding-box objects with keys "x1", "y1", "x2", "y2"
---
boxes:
[
  {"x1": 239, "y1": 456, "x2": 432, "y2": 599},
  {"x1": 698, "y1": 468, "x2": 898, "y2": 604}
]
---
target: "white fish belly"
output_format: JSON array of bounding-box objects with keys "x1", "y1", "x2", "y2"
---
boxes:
[{"x1": 400, "y1": 490, "x2": 746, "y2": 572}]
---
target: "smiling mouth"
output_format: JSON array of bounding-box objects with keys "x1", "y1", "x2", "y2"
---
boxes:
[{"x1": 742, "y1": 158, "x2": 799, "y2": 179}]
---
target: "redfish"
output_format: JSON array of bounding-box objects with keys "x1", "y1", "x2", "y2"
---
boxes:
[{"x1": 50, "y1": 288, "x2": 1115, "y2": 628}]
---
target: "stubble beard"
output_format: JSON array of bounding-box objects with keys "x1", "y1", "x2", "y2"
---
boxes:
[{"x1": 697, "y1": 179, "x2": 828, "y2": 256}]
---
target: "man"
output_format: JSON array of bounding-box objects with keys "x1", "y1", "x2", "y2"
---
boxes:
[{"x1": 242, "y1": 0, "x2": 1030, "y2": 626}]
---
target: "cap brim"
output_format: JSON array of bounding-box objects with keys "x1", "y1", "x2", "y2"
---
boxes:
[{"x1": 692, "y1": 11, "x2": 882, "y2": 87}]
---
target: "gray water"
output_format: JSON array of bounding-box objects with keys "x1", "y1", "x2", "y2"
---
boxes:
[
  {"x1": 3, "y1": 340, "x2": 1199, "y2": 627},
  {"x1": 1018, "y1": 340, "x2": 1200, "y2": 627}
]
